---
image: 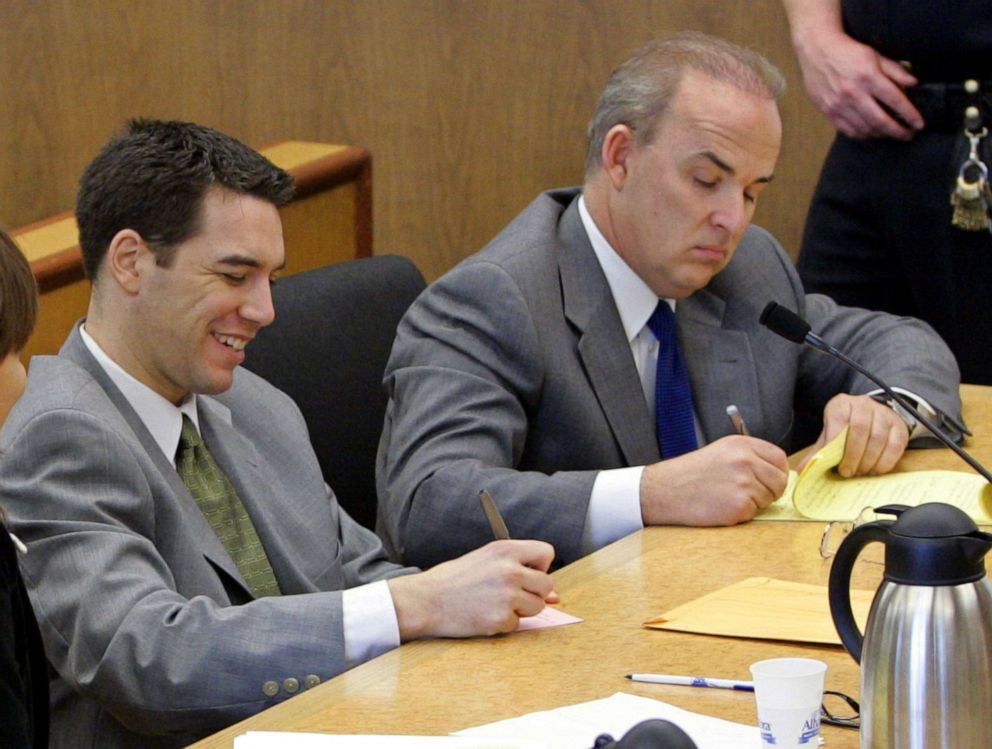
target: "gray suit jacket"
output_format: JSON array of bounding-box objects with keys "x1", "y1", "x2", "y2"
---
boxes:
[
  {"x1": 0, "y1": 326, "x2": 414, "y2": 748},
  {"x1": 376, "y1": 188, "x2": 962, "y2": 568}
]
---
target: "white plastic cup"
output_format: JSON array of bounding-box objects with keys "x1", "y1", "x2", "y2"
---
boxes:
[{"x1": 749, "y1": 657, "x2": 827, "y2": 749}]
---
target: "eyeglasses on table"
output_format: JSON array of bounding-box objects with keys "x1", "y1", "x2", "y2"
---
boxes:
[
  {"x1": 821, "y1": 689, "x2": 860, "y2": 729},
  {"x1": 818, "y1": 506, "x2": 884, "y2": 565}
]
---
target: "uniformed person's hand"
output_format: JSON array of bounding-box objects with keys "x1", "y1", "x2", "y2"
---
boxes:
[{"x1": 783, "y1": 0, "x2": 924, "y2": 140}]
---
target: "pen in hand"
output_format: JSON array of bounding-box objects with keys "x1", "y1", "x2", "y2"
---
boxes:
[
  {"x1": 726, "y1": 404, "x2": 750, "y2": 436},
  {"x1": 479, "y1": 489, "x2": 511, "y2": 540},
  {"x1": 479, "y1": 489, "x2": 560, "y2": 604}
]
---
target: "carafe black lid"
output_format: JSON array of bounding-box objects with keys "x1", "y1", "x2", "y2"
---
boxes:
[
  {"x1": 889, "y1": 502, "x2": 979, "y2": 538},
  {"x1": 880, "y1": 503, "x2": 992, "y2": 585}
]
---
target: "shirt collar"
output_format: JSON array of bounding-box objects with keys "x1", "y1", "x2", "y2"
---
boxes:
[
  {"x1": 80, "y1": 324, "x2": 200, "y2": 465},
  {"x1": 577, "y1": 195, "x2": 675, "y2": 342}
]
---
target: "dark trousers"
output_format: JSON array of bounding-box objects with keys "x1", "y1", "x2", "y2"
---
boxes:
[{"x1": 797, "y1": 132, "x2": 992, "y2": 384}]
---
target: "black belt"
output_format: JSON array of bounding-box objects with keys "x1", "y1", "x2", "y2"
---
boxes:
[{"x1": 907, "y1": 80, "x2": 992, "y2": 132}]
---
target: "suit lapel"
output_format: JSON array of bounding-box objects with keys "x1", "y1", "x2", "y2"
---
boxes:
[
  {"x1": 196, "y1": 399, "x2": 323, "y2": 595},
  {"x1": 553, "y1": 200, "x2": 770, "y2": 452},
  {"x1": 557, "y1": 200, "x2": 660, "y2": 466},
  {"x1": 60, "y1": 325, "x2": 254, "y2": 598},
  {"x1": 679, "y1": 290, "x2": 765, "y2": 442}
]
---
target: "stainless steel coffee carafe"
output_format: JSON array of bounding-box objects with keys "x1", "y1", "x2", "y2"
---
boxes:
[{"x1": 829, "y1": 502, "x2": 992, "y2": 748}]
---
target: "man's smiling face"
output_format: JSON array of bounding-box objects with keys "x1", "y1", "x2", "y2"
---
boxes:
[{"x1": 125, "y1": 186, "x2": 285, "y2": 404}]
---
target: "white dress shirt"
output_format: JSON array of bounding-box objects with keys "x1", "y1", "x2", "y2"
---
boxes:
[
  {"x1": 576, "y1": 197, "x2": 695, "y2": 553},
  {"x1": 79, "y1": 325, "x2": 399, "y2": 667}
]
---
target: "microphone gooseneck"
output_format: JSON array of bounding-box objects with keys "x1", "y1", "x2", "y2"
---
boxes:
[{"x1": 759, "y1": 302, "x2": 992, "y2": 485}]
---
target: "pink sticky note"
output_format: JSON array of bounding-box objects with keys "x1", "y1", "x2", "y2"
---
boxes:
[{"x1": 516, "y1": 606, "x2": 583, "y2": 631}]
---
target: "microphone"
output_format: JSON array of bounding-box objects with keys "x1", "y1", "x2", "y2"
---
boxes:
[
  {"x1": 759, "y1": 301, "x2": 992, "y2": 485},
  {"x1": 759, "y1": 301, "x2": 812, "y2": 344}
]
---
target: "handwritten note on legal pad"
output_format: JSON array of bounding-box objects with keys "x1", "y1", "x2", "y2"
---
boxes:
[{"x1": 757, "y1": 427, "x2": 992, "y2": 522}]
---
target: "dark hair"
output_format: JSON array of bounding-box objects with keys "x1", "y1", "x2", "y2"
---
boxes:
[
  {"x1": 0, "y1": 230, "x2": 38, "y2": 358},
  {"x1": 585, "y1": 31, "x2": 786, "y2": 176},
  {"x1": 76, "y1": 118, "x2": 295, "y2": 280}
]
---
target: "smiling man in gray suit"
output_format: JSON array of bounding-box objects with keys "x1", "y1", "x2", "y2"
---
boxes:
[
  {"x1": 0, "y1": 119, "x2": 556, "y2": 748},
  {"x1": 376, "y1": 32, "x2": 963, "y2": 570}
]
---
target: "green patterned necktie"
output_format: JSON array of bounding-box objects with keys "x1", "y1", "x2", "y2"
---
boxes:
[{"x1": 175, "y1": 415, "x2": 281, "y2": 598}]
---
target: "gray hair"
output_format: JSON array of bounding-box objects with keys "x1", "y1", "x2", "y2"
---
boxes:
[{"x1": 584, "y1": 31, "x2": 786, "y2": 176}]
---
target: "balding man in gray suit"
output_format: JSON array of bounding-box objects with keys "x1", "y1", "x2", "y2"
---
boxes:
[
  {"x1": 376, "y1": 32, "x2": 963, "y2": 569},
  {"x1": 0, "y1": 120, "x2": 556, "y2": 748}
]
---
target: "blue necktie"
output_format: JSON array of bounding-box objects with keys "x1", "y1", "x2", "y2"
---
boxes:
[{"x1": 648, "y1": 302, "x2": 698, "y2": 459}]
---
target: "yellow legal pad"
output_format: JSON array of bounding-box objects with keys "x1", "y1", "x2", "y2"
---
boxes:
[
  {"x1": 643, "y1": 577, "x2": 874, "y2": 646},
  {"x1": 757, "y1": 427, "x2": 992, "y2": 523}
]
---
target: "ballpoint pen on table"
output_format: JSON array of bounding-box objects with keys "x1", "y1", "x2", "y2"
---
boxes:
[
  {"x1": 626, "y1": 673, "x2": 755, "y2": 692},
  {"x1": 726, "y1": 404, "x2": 750, "y2": 436}
]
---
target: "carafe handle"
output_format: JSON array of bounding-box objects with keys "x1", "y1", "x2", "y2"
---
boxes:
[{"x1": 828, "y1": 522, "x2": 889, "y2": 663}]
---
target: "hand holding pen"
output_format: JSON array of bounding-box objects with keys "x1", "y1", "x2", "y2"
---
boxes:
[
  {"x1": 639, "y1": 402, "x2": 789, "y2": 526},
  {"x1": 480, "y1": 489, "x2": 559, "y2": 604},
  {"x1": 386, "y1": 494, "x2": 556, "y2": 640}
]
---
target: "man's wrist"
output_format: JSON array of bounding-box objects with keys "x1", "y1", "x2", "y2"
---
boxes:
[
  {"x1": 387, "y1": 574, "x2": 432, "y2": 642},
  {"x1": 869, "y1": 392, "x2": 917, "y2": 435}
]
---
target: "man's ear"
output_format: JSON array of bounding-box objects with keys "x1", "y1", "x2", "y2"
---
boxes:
[
  {"x1": 105, "y1": 229, "x2": 150, "y2": 295},
  {"x1": 601, "y1": 124, "x2": 636, "y2": 190}
]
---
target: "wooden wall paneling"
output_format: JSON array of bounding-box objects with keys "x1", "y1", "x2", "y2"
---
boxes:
[{"x1": 1, "y1": 1, "x2": 835, "y2": 286}]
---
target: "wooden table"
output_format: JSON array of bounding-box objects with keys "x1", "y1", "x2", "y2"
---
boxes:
[{"x1": 190, "y1": 385, "x2": 992, "y2": 748}]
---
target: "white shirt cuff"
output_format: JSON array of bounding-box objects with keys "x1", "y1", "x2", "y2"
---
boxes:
[
  {"x1": 342, "y1": 579, "x2": 401, "y2": 668},
  {"x1": 581, "y1": 466, "x2": 645, "y2": 555},
  {"x1": 866, "y1": 387, "x2": 939, "y2": 441}
]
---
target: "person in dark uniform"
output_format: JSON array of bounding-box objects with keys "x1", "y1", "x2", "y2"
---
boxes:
[
  {"x1": 0, "y1": 228, "x2": 47, "y2": 748},
  {"x1": 783, "y1": 0, "x2": 992, "y2": 385}
]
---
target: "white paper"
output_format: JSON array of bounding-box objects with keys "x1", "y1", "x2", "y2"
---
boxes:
[
  {"x1": 234, "y1": 733, "x2": 545, "y2": 749},
  {"x1": 454, "y1": 692, "x2": 760, "y2": 749},
  {"x1": 233, "y1": 692, "x2": 760, "y2": 748}
]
